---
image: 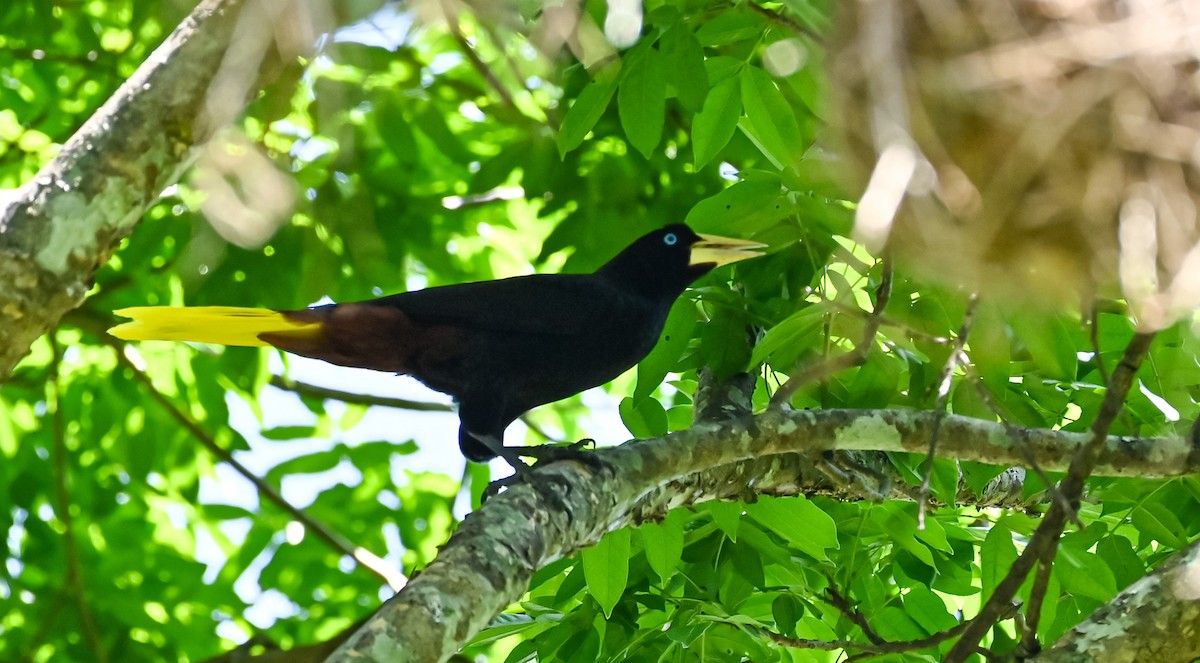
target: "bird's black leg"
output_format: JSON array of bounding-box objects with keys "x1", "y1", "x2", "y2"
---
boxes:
[
  {"x1": 463, "y1": 430, "x2": 535, "y2": 475},
  {"x1": 468, "y1": 433, "x2": 612, "y2": 502}
]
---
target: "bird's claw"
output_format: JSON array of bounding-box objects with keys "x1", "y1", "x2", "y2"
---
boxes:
[{"x1": 481, "y1": 439, "x2": 612, "y2": 502}]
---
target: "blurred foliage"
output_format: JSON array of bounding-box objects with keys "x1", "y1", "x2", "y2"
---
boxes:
[{"x1": 2, "y1": 0, "x2": 1199, "y2": 662}]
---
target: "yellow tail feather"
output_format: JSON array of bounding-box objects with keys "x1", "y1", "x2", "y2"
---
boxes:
[{"x1": 109, "y1": 306, "x2": 322, "y2": 347}]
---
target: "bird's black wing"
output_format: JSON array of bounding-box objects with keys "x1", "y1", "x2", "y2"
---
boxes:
[{"x1": 370, "y1": 273, "x2": 627, "y2": 336}]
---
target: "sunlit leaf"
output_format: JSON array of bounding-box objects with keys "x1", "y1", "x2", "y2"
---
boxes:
[
  {"x1": 618, "y1": 46, "x2": 666, "y2": 158},
  {"x1": 582, "y1": 527, "x2": 631, "y2": 618},
  {"x1": 691, "y1": 76, "x2": 742, "y2": 169},
  {"x1": 557, "y1": 62, "x2": 621, "y2": 156}
]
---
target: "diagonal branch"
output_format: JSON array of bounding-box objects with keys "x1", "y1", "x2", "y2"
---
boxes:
[
  {"x1": 111, "y1": 343, "x2": 406, "y2": 590},
  {"x1": 0, "y1": 0, "x2": 391, "y2": 379},
  {"x1": 48, "y1": 335, "x2": 107, "y2": 663},
  {"x1": 1, "y1": 0, "x2": 261, "y2": 379},
  {"x1": 918, "y1": 293, "x2": 977, "y2": 525},
  {"x1": 944, "y1": 331, "x2": 1157, "y2": 662}
]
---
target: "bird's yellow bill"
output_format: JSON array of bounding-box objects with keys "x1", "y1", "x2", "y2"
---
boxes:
[
  {"x1": 109, "y1": 306, "x2": 321, "y2": 347},
  {"x1": 689, "y1": 234, "x2": 768, "y2": 268}
]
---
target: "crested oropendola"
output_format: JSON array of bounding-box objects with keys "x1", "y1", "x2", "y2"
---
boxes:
[{"x1": 110, "y1": 224, "x2": 765, "y2": 471}]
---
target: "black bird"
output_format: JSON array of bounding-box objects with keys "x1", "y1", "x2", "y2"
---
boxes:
[{"x1": 109, "y1": 224, "x2": 764, "y2": 470}]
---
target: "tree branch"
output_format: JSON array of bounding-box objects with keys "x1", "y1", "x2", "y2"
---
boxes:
[
  {"x1": 326, "y1": 397, "x2": 1189, "y2": 661},
  {"x1": 945, "y1": 331, "x2": 1158, "y2": 661},
  {"x1": 112, "y1": 344, "x2": 406, "y2": 590},
  {"x1": 0, "y1": 0, "x2": 351, "y2": 379},
  {"x1": 49, "y1": 335, "x2": 106, "y2": 663},
  {"x1": 1031, "y1": 536, "x2": 1200, "y2": 662},
  {"x1": 919, "y1": 293, "x2": 977, "y2": 525},
  {"x1": 269, "y1": 375, "x2": 453, "y2": 411}
]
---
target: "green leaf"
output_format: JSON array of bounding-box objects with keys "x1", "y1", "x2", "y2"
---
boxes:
[
  {"x1": 872, "y1": 606, "x2": 927, "y2": 641},
  {"x1": 691, "y1": 76, "x2": 741, "y2": 168},
  {"x1": 1056, "y1": 543, "x2": 1118, "y2": 602},
  {"x1": 684, "y1": 176, "x2": 795, "y2": 235},
  {"x1": 700, "y1": 500, "x2": 742, "y2": 541},
  {"x1": 201, "y1": 504, "x2": 254, "y2": 520},
  {"x1": 700, "y1": 311, "x2": 752, "y2": 380},
  {"x1": 661, "y1": 22, "x2": 708, "y2": 112},
  {"x1": 264, "y1": 448, "x2": 343, "y2": 480},
  {"x1": 694, "y1": 8, "x2": 768, "y2": 46},
  {"x1": 1131, "y1": 501, "x2": 1188, "y2": 549},
  {"x1": 619, "y1": 396, "x2": 669, "y2": 438},
  {"x1": 413, "y1": 103, "x2": 475, "y2": 163},
  {"x1": 636, "y1": 294, "x2": 697, "y2": 401},
  {"x1": 749, "y1": 306, "x2": 823, "y2": 368},
  {"x1": 972, "y1": 303, "x2": 1012, "y2": 393},
  {"x1": 374, "y1": 99, "x2": 418, "y2": 163},
  {"x1": 877, "y1": 503, "x2": 934, "y2": 567},
  {"x1": 704, "y1": 56, "x2": 744, "y2": 86},
  {"x1": 582, "y1": 527, "x2": 631, "y2": 618},
  {"x1": 618, "y1": 47, "x2": 667, "y2": 158},
  {"x1": 738, "y1": 66, "x2": 807, "y2": 168},
  {"x1": 471, "y1": 613, "x2": 538, "y2": 646},
  {"x1": 961, "y1": 461, "x2": 1006, "y2": 497},
  {"x1": 771, "y1": 594, "x2": 802, "y2": 636},
  {"x1": 259, "y1": 424, "x2": 317, "y2": 440},
  {"x1": 1097, "y1": 535, "x2": 1145, "y2": 590},
  {"x1": 926, "y1": 458, "x2": 959, "y2": 507},
  {"x1": 557, "y1": 62, "x2": 621, "y2": 156},
  {"x1": 1010, "y1": 311, "x2": 1078, "y2": 381},
  {"x1": 640, "y1": 508, "x2": 687, "y2": 582},
  {"x1": 903, "y1": 585, "x2": 958, "y2": 634},
  {"x1": 744, "y1": 496, "x2": 838, "y2": 561},
  {"x1": 981, "y1": 524, "x2": 1018, "y2": 595}
]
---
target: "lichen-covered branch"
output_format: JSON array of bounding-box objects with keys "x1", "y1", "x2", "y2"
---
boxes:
[
  {"x1": 1032, "y1": 537, "x2": 1200, "y2": 662},
  {"x1": 0, "y1": 0, "x2": 331, "y2": 379},
  {"x1": 326, "y1": 406, "x2": 1196, "y2": 662}
]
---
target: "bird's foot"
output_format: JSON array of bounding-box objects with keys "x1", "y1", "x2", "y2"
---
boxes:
[
  {"x1": 482, "y1": 439, "x2": 612, "y2": 502},
  {"x1": 516, "y1": 438, "x2": 596, "y2": 462}
]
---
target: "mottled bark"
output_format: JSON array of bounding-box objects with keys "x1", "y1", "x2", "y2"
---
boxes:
[
  {"x1": 1033, "y1": 537, "x2": 1200, "y2": 662},
  {"x1": 327, "y1": 408, "x2": 1197, "y2": 662},
  {"x1": 0, "y1": 0, "x2": 321, "y2": 378}
]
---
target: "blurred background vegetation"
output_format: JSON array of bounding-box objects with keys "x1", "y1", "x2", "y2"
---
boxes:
[{"x1": 2, "y1": 0, "x2": 1199, "y2": 661}]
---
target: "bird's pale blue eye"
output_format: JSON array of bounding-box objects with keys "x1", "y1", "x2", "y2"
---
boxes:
[{"x1": 663, "y1": 233, "x2": 678, "y2": 246}]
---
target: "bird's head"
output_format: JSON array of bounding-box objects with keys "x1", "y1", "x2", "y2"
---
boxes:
[{"x1": 599, "y1": 223, "x2": 766, "y2": 298}]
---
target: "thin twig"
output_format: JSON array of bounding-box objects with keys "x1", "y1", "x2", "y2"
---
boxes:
[
  {"x1": 771, "y1": 256, "x2": 894, "y2": 407},
  {"x1": 821, "y1": 298, "x2": 950, "y2": 344},
  {"x1": 918, "y1": 294, "x2": 978, "y2": 528},
  {"x1": 113, "y1": 346, "x2": 405, "y2": 589},
  {"x1": 743, "y1": 0, "x2": 824, "y2": 43},
  {"x1": 49, "y1": 334, "x2": 107, "y2": 663},
  {"x1": 443, "y1": 6, "x2": 520, "y2": 113},
  {"x1": 965, "y1": 369, "x2": 1078, "y2": 524},
  {"x1": 824, "y1": 578, "x2": 885, "y2": 645},
  {"x1": 755, "y1": 613, "x2": 981, "y2": 656},
  {"x1": 944, "y1": 331, "x2": 1157, "y2": 662},
  {"x1": 1018, "y1": 557, "x2": 1054, "y2": 655},
  {"x1": 271, "y1": 374, "x2": 562, "y2": 442},
  {"x1": 519, "y1": 415, "x2": 564, "y2": 443},
  {"x1": 269, "y1": 375, "x2": 453, "y2": 411},
  {"x1": 1087, "y1": 300, "x2": 1110, "y2": 385}
]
